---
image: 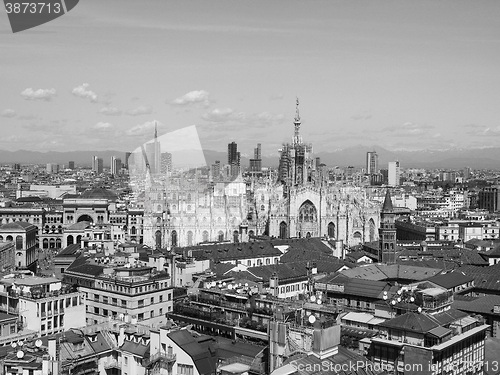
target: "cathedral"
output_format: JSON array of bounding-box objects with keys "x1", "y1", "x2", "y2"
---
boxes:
[{"x1": 139, "y1": 102, "x2": 380, "y2": 249}]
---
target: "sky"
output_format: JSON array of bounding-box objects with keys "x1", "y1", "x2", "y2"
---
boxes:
[{"x1": 1, "y1": 0, "x2": 500, "y2": 157}]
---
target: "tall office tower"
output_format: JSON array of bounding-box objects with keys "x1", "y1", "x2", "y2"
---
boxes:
[
  {"x1": 463, "y1": 167, "x2": 471, "y2": 180},
  {"x1": 161, "y1": 152, "x2": 172, "y2": 174},
  {"x1": 68, "y1": 161, "x2": 75, "y2": 170},
  {"x1": 46, "y1": 163, "x2": 59, "y2": 174},
  {"x1": 254, "y1": 143, "x2": 261, "y2": 160},
  {"x1": 228, "y1": 142, "x2": 240, "y2": 177},
  {"x1": 366, "y1": 151, "x2": 378, "y2": 175},
  {"x1": 249, "y1": 143, "x2": 262, "y2": 174},
  {"x1": 92, "y1": 155, "x2": 98, "y2": 171},
  {"x1": 125, "y1": 152, "x2": 131, "y2": 169},
  {"x1": 228, "y1": 142, "x2": 238, "y2": 165},
  {"x1": 111, "y1": 156, "x2": 122, "y2": 176},
  {"x1": 388, "y1": 161, "x2": 401, "y2": 186},
  {"x1": 211, "y1": 160, "x2": 221, "y2": 181},
  {"x1": 92, "y1": 156, "x2": 103, "y2": 174}
]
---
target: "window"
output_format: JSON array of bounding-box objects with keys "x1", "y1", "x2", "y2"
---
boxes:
[
  {"x1": 151, "y1": 297, "x2": 154, "y2": 304},
  {"x1": 159, "y1": 295, "x2": 163, "y2": 302},
  {"x1": 178, "y1": 364, "x2": 194, "y2": 375}
]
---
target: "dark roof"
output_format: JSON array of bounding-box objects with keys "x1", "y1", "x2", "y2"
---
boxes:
[
  {"x1": 121, "y1": 341, "x2": 149, "y2": 357},
  {"x1": 16, "y1": 196, "x2": 43, "y2": 203},
  {"x1": 427, "y1": 271, "x2": 474, "y2": 289},
  {"x1": 56, "y1": 244, "x2": 81, "y2": 257},
  {"x1": 168, "y1": 330, "x2": 216, "y2": 375},
  {"x1": 453, "y1": 295, "x2": 500, "y2": 315},
  {"x1": 178, "y1": 241, "x2": 282, "y2": 262},
  {"x1": 80, "y1": 188, "x2": 117, "y2": 201},
  {"x1": 397, "y1": 247, "x2": 488, "y2": 266},
  {"x1": 432, "y1": 308, "x2": 469, "y2": 326},
  {"x1": 382, "y1": 189, "x2": 394, "y2": 212},
  {"x1": 456, "y1": 264, "x2": 500, "y2": 292},
  {"x1": 379, "y1": 312, "x2": 439, "y2": 334},
  {"x1": 0, "y1": 312, "x2": 16, "y2": 322},
  {"x1": 0, "y1": 221, "x2": 37, "y2": 231},
  {"x1": 66, "y1": 260, "x2": 104, "y2": 277}
]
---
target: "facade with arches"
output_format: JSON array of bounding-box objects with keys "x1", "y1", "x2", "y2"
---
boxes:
[
  {"x1": 0, "y1": 221, "x2": 37, "y2": 271},
  {"x1": 142, "y1": 102, "x2": 380, "y2": 249}
]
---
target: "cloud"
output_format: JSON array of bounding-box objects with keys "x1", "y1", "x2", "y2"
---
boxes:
[
  {"x1": 126, "y1": 120, "x2": 163, "y2": 137},
  {"x1": 381, "y1": 122, "x2": 434, "y2": 137},
  {"x1": 463, "y1": 124, "x2": 500, "y2": 137},
  {"x1": 21, "y1": 88, "x2": 56, "y2": 101},
  {"x1": 17, "y1": 114, "x2": 38, "y2": 120},
  {"x1": 99, "y1": 107, "x2": 122, "y2": 116},
  {"x1": 93, "y1": 122, "x2": 114, "y2": 131},
  {"x1": 172, "y1": 90, "x2": 210, "y2": 106},
  {"x1": 72, "y1": 83, "x2": 98, "y2": 102},
  {"x1": 351, "y1": 113, "x2": 372, "y2": 121},
  {"x1": 270, "y1": 94, "x2": 284, "y2": 101},
  {"x1": 475, "y1": 126, "x2": 500, "y2": 137},
  {"x1": 1, "y1": 109, "x2": 16, "y2": 118},
  {"x1": 202, "y1": 108, "x2": 285, "y2": 128},
  {"x1": 126, "y1": 105, "x2": 153, "y2": 116}
]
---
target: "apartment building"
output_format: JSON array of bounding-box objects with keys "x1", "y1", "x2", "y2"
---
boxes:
[
  {"x1": 63, "y1": 256, "x2": 173, "y2": 326},
  {"x1": 0, "y1": 274, "x2": 85, "y2": 337}
]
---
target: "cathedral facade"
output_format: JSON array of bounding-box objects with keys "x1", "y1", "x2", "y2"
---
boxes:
[{"x1": 141, "y1": 102, "x2": 380, "y2": 249}]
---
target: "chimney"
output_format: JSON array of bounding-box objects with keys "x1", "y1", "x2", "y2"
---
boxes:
[
  {"x1": 48, "y1": 338, "x2": 57, "y2": 360},
  {"x1": 118, "y1": 326, "x2": 125, "y2": 346},
  {"x1": 335, "y1": 240, "x2": 344, "y2": 259},
  {"x1": 269, "y1": 273, "x2": 279, "y2": 297}
]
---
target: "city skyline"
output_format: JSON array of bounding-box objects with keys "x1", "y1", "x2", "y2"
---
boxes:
[{"x1": 1, "y1": 1, "x2": 500, "y2": 155}]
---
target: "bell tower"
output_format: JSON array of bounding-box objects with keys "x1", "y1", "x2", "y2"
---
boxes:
[{"x1": 379, "y1": 189, "x2": 397, "y2": 263}]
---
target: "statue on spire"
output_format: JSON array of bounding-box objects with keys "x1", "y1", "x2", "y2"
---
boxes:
[
  {"x1": 295, "y1": 97, "x2": 300, "y2": 122},
  {"x1": 154, "y1": 121, "x2": 158, "y2": 139}
]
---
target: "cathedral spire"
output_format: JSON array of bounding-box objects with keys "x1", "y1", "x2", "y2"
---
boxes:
[
  {"x1": 293, "y1": 97, "x2": 301, "y2": 143},
  {"x1": 154, "y1": 121, "x2": 158, "y2": 140}
]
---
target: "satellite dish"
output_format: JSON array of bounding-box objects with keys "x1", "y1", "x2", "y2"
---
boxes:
[
  {"x1": 11, "y1": 342, "x2": 17, "y2": 348},
  {"x1": 227, "y1": 284, "x2": 233, "y2": 290},
  {"x1": 16, "y1": 350, "x2": 24, "y2": 359},
  {"x1": 35, "y1": 339, "x2": 42, "y2": 348},
  {"x1": 306, "y1": 311, "x2": 311, "y2": 316},
  {"x1": 222, "y1": 282, "x2": 226, "y2": 286},
  {"x1": 391, "y1": 300, "x2": 396, "y2": 305},
  {"x1": 383, "y1": 290, "x2": 388, "y2": 295},
  {"x1": 410, "y1": 296, "x2": 415, "y2": 302},
  {"x1": 397, "y1": 289, "x2": 402, "y2": 295},
  {"x1": 317, "y1": 299, "x2": 322, "y2": 305},
  {"x1": 310, "y1": 295, "x2": 316, "y2": 302},
  {"x1": 383, "y1": 295, "x2": 388, "y2": 300},
  {"x1": 245, "y1": 283, "x2": 248, "y2": 287},
  {"x1": 417, "y1": 307, "x2": 422, "y2": 313},
  {"x1": 18, "y1": 341, "x2": 24, "y2": 347},
  {"x1": 308, "y1": 315, "x2": 316, "y2": 324}
]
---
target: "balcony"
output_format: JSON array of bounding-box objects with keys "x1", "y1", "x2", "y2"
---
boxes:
[{"x1": 144, "y1": 352, "x2": 176, "y2": 368}]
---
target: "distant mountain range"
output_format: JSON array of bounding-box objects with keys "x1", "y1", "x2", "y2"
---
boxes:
[{"x1": 1, "y1": 146, "x2": 499, "y2": 170}]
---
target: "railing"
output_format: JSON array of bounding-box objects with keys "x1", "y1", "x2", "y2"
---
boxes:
[{"x1": 145, "y1": 352, "x2": 177, "y2": 367}]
